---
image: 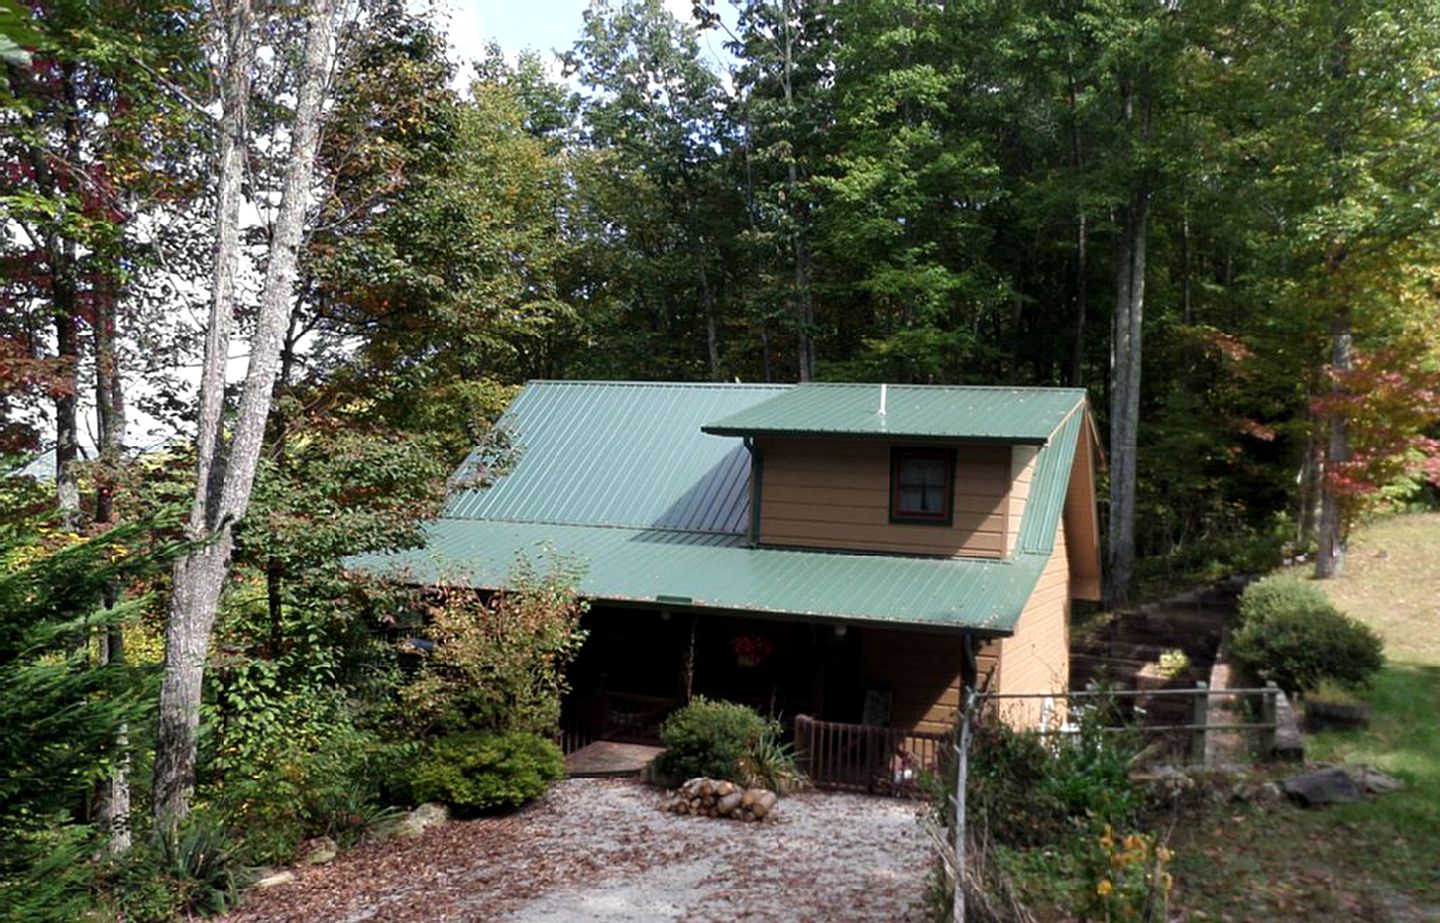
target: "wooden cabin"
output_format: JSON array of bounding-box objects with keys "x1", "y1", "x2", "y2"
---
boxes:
[{"x1": 353, "y1": 381, "x2": 1103, "y2": 783}]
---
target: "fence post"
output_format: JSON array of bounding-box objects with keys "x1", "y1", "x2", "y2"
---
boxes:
[
  {"x1": 1189, "y1": 681, "x2": 1209, "y2": 765},
  {"x1": 1259, "y1": 681, "x2": 1278, "y2": 759},
  {"x1": 953, "y1": 689, "x2": 975, "y2": 923}
]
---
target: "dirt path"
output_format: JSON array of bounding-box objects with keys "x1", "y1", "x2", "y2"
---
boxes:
[{"x1": 222, "y1": 779, "x2": 933, "y2": 922}]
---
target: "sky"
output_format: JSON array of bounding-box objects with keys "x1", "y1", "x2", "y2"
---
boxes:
[{"x1": 441, "y1": 0, "x2": 737, "y2": 81}]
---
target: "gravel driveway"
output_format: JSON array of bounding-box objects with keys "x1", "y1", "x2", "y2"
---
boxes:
[{"x1": 223, "y1": 778, "x2": 934, "y2": 922}]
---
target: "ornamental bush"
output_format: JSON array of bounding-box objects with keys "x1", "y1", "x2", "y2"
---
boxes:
[
  {"x1": 654, "y1": 697, "x2": 771, "y2": 784},
  {"x1": 1236, "y1": 575, "x2": 1333, "y2": 627},
  {"x1": 410, "y1": 731, "x2": 564, "y2": 814},
  {"x1": 1229, "y1": 600, "x2": 1384, "y2": 694}
]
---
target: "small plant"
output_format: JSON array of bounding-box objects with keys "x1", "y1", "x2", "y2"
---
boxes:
[
  {"x1": 742, "y1": 726, "x2": 806, "y2": 793},
  {"x1": 654, "y1": 697, "x2": 771, "y2": 784},
  {"x1": 106, "y1": 818, "x2": 243, "y2": 922},
  {"x1": 410, "y1": 730, "x2": 564, "y2": 814},
  {"x1": 1157, "y1": 649, "x2": 1190, "y2": 679},
  {"x1": 1229, "y1": 600, "x2": 1384, "y2": 695},
  {"x1": 1080, "y1": 825, "x2": 1173, "y2": 922}
]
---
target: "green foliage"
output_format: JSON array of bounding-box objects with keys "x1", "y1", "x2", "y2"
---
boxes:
[
  {"x1": 654, "y1": 697, "x2": 771, "y2": 784},
  {"x1": 398, "y1": 557, "x2": 589, "y2": 737},
  {"x1": 965, "y1": 713, "x2": 1141, "y2": 848},
  {"x1": 1230, "y1": 601, "x2": 1385, "y2": 695},
  {"x1": 1236, "y1": 574, "x2": 1333, "y2": 627},
  {"x1": 741, "y1": 727, "x2": 807, "y2": 794},
  {"x1": 102, "y1": 818, "x2": 242, "y2": 923},
  {"x1": 409, "y1": 731, "x2": 564, "y2": 814},
  {"x1": 0, "y1": 514, "x2": 186, "y2": 919},
  {"x1": 1078, "y1": 826, "x2": 1174, "y2": 923},
  {"x1": 204, "y1": 678, "x2": 399, "y2": 863}
]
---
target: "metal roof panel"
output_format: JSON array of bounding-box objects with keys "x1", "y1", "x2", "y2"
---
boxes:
[
  {"x1": 349, "y1": 519, "x2": 1045, "y2": 633},
  {"x1": 446, "y1": 381, "x2": 789, "y2": 534},
  {"x1": 702, "y1": 382, "x2": 1085, "y2": 443}
]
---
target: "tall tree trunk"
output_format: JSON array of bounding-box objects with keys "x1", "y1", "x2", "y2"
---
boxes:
[
  {"x1": 1315, "y1": 307, "x2": 1353, "y2": 578},
  {"x1": 780, "y1": 2, "x2": 815, "y2": 383},
  {"x1": 1071, "y1": 210, "x2": 1088, "y2": 387},
  {"x1": 94, "y1": 271, "x2": 131, "y2": 853},
  {"x1": 154, "y1": 0, "x2": 336, "y2": 828},
  {"x1": 1105, "y1": 192, "x2": 1148, "y2": 607}
]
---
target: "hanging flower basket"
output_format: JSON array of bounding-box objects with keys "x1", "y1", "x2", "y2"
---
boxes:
[{"x1": 731, "y1": 634, "x2": 772, "y2": 667}]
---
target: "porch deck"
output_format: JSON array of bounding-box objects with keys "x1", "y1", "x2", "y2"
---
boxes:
[{"x1": 564, "y1": 740, "x2": 665, "y2": 778}]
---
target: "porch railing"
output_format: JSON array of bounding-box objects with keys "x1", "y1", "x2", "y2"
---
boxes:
[{"x1": 793, "y1": 714, "x2": 952, "y2": 797}]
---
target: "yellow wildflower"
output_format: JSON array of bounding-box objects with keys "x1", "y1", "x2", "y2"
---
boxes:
[{"x1": 1096, "y1": 879, "x2": 1114, "y2": 897}]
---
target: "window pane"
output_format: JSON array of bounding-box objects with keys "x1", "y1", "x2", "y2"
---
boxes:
[
  {"x1": 898, "y1": 486, "x2": 925, "y2": 511},
  {"x1": 894, "y1": 452, "x2": 950, "y2": 518}
]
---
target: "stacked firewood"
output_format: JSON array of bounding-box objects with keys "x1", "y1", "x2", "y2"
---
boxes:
[{"x1": 660, "y1": 778, "x2": 779, "y2": 822}]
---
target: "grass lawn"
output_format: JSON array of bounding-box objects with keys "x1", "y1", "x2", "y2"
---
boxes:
[{"x1": 1168, "y1": 513, "x2": 1440, "y2": 922}]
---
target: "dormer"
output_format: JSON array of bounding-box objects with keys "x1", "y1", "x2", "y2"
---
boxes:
[{"x1": 703, "y1": 383, "x2": 1101, "y2": 596}]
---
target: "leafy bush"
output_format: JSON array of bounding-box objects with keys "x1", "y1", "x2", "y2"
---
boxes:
[
  {"x1": 1236, "y1": 575, "x2": 1333, "y2": 627},
  {"x1": 964, "y1": 713, "x2": 1141, "y2": 847},
  {"x1": 1229, "y1": 602, "x2": 1384, "y2": 694},
  {"x1": 398, "y1": 559, "x2": 589, "y2": 737},
  {"x1": 654, "y1": 697, "x2": 771, "y2": 784},
  {"x1": 410, "y1": 731, "x2": 564, "y2": 814},
  {"x1": 204, "y1": 683, "x2": 397, "y2": 863}
]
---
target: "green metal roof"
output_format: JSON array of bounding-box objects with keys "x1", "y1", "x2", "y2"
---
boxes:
[
  {"x1": 348, "y1": 520, "x2": 1046, "y2": 634},
  {"x1": 1018, "y1": 408, "x2": 1084, "y2": 556},
  {"x1": 447, "y1": 381, "x2": 788, "y2": 534},
  {"x1": 702, "y1": 382, "x2": 1086, "y2": 444},
  {"x1": 348, "y1": 380, "x2": 1093, "y2": 634}
]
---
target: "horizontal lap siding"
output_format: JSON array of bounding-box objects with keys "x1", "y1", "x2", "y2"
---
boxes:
[
  {"x1": 1007, "y1": 447, "x2": 1038, "y2": 557},
  {"x1": 996, "y1": 520, "x2": 1071, "y2": 728},
  {"x1": 759, "y1": 438, "x2": 1011, "y2": 558},
  {"x1": 862, "y1": 629, "x2": 1000, "y2": 735}
]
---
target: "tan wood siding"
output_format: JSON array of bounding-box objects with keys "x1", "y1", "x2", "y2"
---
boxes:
[
  {"x1": 1007, "y1": 446, "x2": 1038, "y2": 557},
  {"x1": 995, "y1": 519, "x2": 1072, "y2": 728},
  {"x1": 759, "y1": 438, "x2": 1011, "y2": 557},
  {"x1": 861, "y1": 629, "x2": 1000, "y2": 735}
]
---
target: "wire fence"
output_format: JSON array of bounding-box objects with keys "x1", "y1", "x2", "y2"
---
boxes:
[{"x1": 945, "y1": 682, "x2": 1285, "y2": 923}]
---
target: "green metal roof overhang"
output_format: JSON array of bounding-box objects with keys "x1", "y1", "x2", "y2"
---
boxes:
[
  {"x1": 347, "y1": 520, "x2": 1043, "y2": 635},
  {"x1": 702, "y1": 382, "x2": 1086, "y2": 443}
]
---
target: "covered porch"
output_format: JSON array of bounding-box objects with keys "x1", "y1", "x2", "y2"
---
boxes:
[{"x1": 558, "y1": 604, "x2": 997, "y2": 784}]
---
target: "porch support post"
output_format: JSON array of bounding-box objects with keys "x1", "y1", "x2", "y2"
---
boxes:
[
  {"x1": 680, "y1": 613, "x2": 697, "y2": 704},
  {"x1": 960, "y1": 632, "x2": 979, "y2": 692}
]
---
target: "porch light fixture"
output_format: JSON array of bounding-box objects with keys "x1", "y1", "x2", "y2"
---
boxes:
[{"x1": 833, "y1": 624, "x2": 848, "y2": 639}]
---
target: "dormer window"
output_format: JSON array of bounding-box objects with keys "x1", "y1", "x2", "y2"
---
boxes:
[{"x1": 890, "y1": 447, "x2": 954, "y2": 524}]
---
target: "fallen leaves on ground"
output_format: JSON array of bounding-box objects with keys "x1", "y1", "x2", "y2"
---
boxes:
[{"x1": 221, "y1": 778, "x2": 932, "y2": 922}]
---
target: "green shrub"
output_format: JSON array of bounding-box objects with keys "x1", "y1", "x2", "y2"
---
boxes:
[
  {"x1": 963, "y1": 712, "x2": 1141, "y2": 847},
  {"x1": 410, "y1": 731, "x2": 564, "y2": 814},
  {"x1": 103, "y1": 817, "x2": 242, "y2": 923},
  {"x1": 1236, "y1": 575, "x2": 1333, "y2": 627},
  {"x1": 741, "y1": 727, "x2": 807, "y2": 794},
  {"x1": 1229, "y1": 603, "x2": 1384, "y2": 694},
  {"x1": 204, "y1": 687, "x2": 396, "y2": 863},
  {"x1": 654, "y1": 697, "x2": 771, "y2": 784}
]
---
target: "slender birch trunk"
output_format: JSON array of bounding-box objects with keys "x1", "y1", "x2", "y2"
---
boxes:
[
  {"x1": 1315, "y1": 308, "x2": 1353, "y2": 578},
  {"x1": 95, "y1": 271, "x2": 131, "y2": 853},
  {"x1": 153, "y1": 0, "x2": 337, "y2": 828}
]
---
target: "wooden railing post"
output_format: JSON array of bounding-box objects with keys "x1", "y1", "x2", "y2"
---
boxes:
[
  {"x1": 1190, "y1": 681, "x2": 1209, "y2": 765},
  {"x1": 1259, "y1": 681, "x2": 1278, "y2": 759}
]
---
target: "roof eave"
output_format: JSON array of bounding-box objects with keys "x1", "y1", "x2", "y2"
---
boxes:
[{"x1": 700, "y1": 425, "x2": 1051, "y2": 445}]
